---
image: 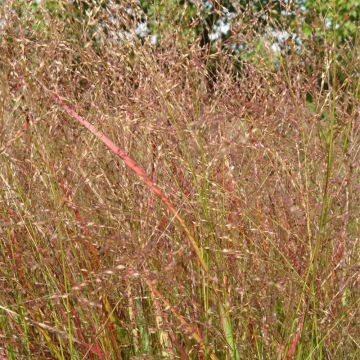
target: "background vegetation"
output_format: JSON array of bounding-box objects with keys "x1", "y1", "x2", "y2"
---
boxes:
[{"x1": 0, "y1": 0, "x2": 359, "y2": 359}]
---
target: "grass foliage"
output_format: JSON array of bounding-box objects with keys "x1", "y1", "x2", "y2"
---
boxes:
[{"x1": 0, "y1": 1, "x2": 359, "y2": 359}]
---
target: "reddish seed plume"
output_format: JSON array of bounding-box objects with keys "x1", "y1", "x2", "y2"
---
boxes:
[
  {"x1": 287, "y1": 313, "x2": 305, "y2": 359},
  {"x1": 52, "y1": 94, "x2": 177, "y2": 213},
  {"x1": 51, "y1": 94, "x2": 207, "y2": 271}
]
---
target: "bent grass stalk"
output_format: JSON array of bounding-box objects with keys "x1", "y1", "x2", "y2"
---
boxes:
[{"x1": 51, "y1": 94, "x2": 207, "y2": 272}]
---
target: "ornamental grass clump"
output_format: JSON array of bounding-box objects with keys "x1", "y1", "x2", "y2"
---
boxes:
[{"x1": 0, "y1": 1, "x2": 359, "y2": 359}]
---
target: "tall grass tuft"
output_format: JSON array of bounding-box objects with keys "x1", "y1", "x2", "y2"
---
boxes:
[{"x1": 0, "y1": 1, "x2": 359, "y2": 359}]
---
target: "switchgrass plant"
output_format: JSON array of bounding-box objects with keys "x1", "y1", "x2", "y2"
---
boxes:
[{"x1": 0, "y1": 1, "x2": 359, "y2": 359}]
